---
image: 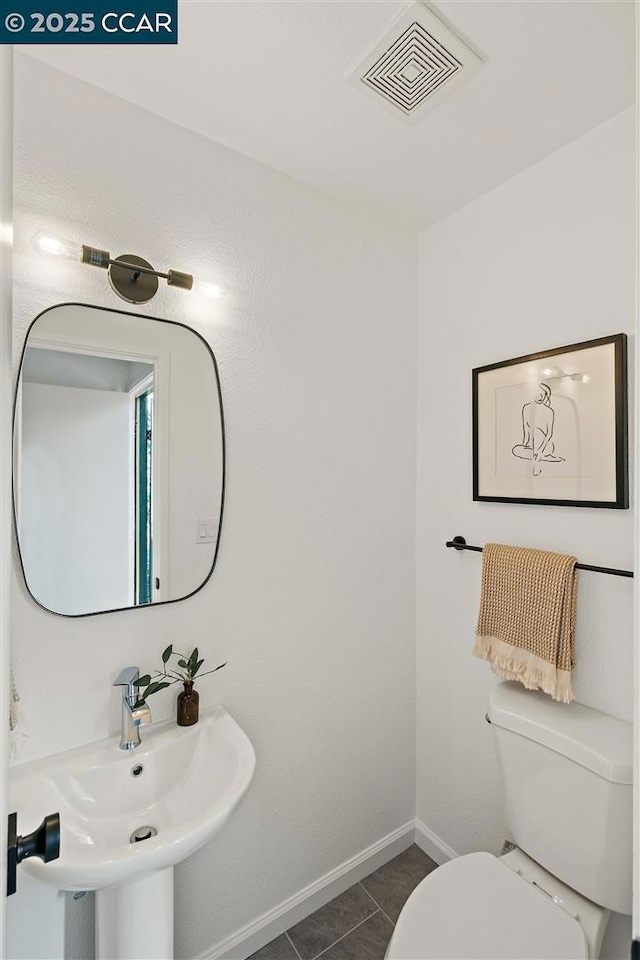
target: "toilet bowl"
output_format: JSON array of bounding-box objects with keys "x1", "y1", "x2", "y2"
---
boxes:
[{"x1": 387, "y1": 683, "x2": 632, "y2": 959}]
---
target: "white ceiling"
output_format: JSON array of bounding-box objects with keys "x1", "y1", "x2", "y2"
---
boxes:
[{"x1": 21, "y1": 0, "x2": 636, "y2": 229}]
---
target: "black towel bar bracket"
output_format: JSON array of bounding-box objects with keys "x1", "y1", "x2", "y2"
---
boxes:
[{"x1": 445, "y1": 536, "x2": 633, "y2": 579}]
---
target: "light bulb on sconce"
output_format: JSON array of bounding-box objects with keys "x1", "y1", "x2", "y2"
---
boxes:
[
  {"x1": 32, "y1": 230, "x2": 225, "y2": 305},
  {"x1": 33, "y1": 231, "x2": 84, "y2": 262},
  {"x1": 192, "y1": 278, "x2": 225, "y2": 300},
  {"x1": 165, "y1": 274, "x2": 225, "y2": 300}
]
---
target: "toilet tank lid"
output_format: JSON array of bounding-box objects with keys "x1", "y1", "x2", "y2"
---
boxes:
[{"x1": 488, "y1": 682, "x2": 632, "y2": 784}]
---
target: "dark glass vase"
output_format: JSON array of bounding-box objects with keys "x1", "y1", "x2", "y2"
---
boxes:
[{"x1": 177, "y1": 681, "x2": 199, "y2": 726}]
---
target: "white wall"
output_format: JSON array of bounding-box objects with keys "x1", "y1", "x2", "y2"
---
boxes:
[
  {"x1": 416, "y1": 107, "x2": 636, "y2": 957},
  {"x1": 9, "y1": 54, "x2": 417, "y2": 959},
  {"x1": 20, "y1": 381, "x2": 131, "y2": 615}
]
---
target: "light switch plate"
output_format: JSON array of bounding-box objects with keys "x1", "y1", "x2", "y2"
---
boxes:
[{"x1": 195, "y1": 519, "x2": 218, "y2": 544}]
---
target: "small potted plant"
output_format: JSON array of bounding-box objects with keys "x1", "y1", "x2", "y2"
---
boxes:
[{"x1": 136, "y1": 644, "x2": 226, "y2": 726}]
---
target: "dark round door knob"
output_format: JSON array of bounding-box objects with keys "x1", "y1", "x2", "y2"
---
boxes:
[{"x1": 17, "y1": 812, "x2": 60, "y2": 864}]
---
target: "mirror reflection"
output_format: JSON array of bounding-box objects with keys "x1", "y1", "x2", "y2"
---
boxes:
[{"x1": 14, "y1": 303, "x2": 224, "y2": 617}]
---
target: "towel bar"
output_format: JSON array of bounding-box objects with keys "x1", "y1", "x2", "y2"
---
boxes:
[{"x1": 445, "y1": 536, "x2": 633, "y2": 579}]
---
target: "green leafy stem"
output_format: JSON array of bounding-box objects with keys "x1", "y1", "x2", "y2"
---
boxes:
[{"x1": 135, "y1": 644, "x2": 226, "y2": 702}]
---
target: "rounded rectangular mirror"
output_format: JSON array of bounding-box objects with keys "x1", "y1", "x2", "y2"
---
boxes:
[{"x1": 13, "y1": 303, "x2": 225, "y2": 617}]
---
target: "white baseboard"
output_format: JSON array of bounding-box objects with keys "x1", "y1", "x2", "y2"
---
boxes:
[
  {"x1": 413, "y1": 819, "x2": 458, "y2": 865},
  {"x1": 197, "y1": 821, "x2": 415, "y2": 960}
]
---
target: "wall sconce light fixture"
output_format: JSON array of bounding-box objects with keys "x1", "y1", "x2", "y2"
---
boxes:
[{"x1": 33, "y1": 231, "x2": 224, "y2": 304}]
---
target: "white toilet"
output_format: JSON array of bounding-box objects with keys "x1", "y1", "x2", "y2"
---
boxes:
[{"x1": 387, "y1": 681, "x2": 633, "y2": 959}]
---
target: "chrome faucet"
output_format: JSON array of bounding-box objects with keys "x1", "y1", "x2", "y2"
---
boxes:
[{"x1": 113, "y1": 667, "x2": 152, "y2": 751}]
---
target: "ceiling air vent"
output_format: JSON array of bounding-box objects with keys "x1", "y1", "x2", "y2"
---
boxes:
[{"x1": 350, "y1": 2, "x2": 482, "y2": 123}]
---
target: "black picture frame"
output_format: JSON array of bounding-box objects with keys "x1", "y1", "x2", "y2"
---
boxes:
[{"x1": 472, "y1": 334, "x2": 628, "y2": 509}]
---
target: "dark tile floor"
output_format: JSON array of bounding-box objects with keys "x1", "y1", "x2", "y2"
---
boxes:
[{"x1": 248, "y1": 845, "x2": 438, "y2": 960}]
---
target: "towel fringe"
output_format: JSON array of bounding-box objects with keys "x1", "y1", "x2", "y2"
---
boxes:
[{"x1": 474, "y1": 634, "x2": 573, "y2": 704}]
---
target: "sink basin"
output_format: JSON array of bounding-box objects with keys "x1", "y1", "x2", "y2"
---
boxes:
[{"x1": 10, "y1": 706, "x2": 256, "y2": 891}]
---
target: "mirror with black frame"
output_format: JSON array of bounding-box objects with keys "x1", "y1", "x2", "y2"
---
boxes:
[{"x1": 13, "y1": 303, "x2": 224, "y2": 617}]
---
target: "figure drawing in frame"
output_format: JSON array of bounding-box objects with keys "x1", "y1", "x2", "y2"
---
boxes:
[{"x1": 512, "y1": 382, "x2": 565, "y2": 476}]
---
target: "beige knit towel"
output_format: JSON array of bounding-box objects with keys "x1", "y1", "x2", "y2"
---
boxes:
[{"x1": 473, "y1": 543, "x2": 578, "y2": 703}]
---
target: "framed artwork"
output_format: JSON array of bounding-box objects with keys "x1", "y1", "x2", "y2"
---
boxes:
[{"x1": 472, "y1": 334, "x2": 628, "y2": 508}]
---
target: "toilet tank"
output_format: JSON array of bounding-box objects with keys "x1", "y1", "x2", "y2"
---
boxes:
[{"x1": 488, "y1": 682, "x2": 632, "y2": 915}]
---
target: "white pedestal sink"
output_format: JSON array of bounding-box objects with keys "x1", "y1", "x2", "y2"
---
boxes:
[{"x1": 10, "y1": 707, "x2": 256, "y2": 959}]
